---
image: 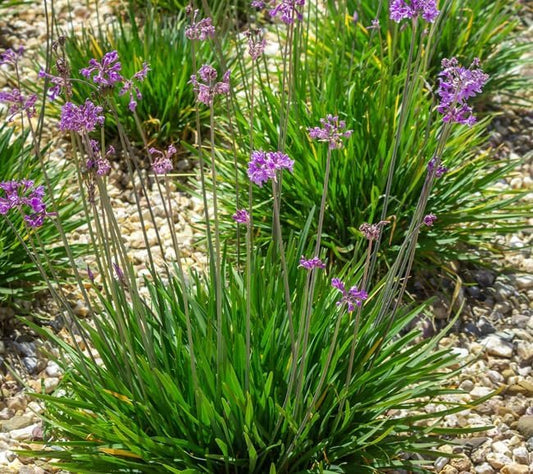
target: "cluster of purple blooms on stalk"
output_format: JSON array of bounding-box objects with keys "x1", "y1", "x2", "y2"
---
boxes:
[
  {"x1": 269, "y1": 0, "x2": 305, "y2": 24},
  {"x1": 359, "y1": 221, "x2": 389, "y2": 241},
  {"x1": 308, "y1": 115, "x2": 353, "y2": 149},
  {"x1": 244, "y1": 28, "x2": 266, "y2": 60},
  {"x1": 185, "y1": 9, "x2": 216, "y2": 41},
  {"x1": 423, "y1": 213, "x2": 437, "y2": 226},
  {"x1": 149, "y1": 145, "x2": 176, "y2": 175},
  {"x1": 427, "y1": 156, "x2": 448, "y2": 177},
  {"x1": 232, "y1": 209, "x2": 250, "y2": 225},
  {"x1": 437, "y1": 57, "x2": 488, "y2": 126},
  {"x1": 190, "y1": 65, "x2": 231, "y2": 106},
  {"x1": 0, "y1": 180, "x2": 52, "y2": 228},
  {"x1": 331, "y1": 278, "x2": 368, "y2": 312},
  {"x1": 0, "y1": 88, "x2": 37, "y2": 122},
  {"x1": 247, "y1": 150, "x2": 294, "y2": 187},
  {"x1": 79, "y1": 50, "x2": 150, "y2": 112},
  {"x1": 86, "y1": 139, "x2": 113, "y2": 177},
  {"x1": 299, "y1": 256, "x2": 325, "y2": 270},
  {"x1": 59, "y1": 99, "x2": 105, "y2": 133},
  {"x1": 389, "y1": 0, "x2": 439, "y2": 23}
]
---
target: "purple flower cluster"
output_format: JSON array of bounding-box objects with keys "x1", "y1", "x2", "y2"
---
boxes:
[
  {"x1": 389, "y1": 0, "x2": 439, "y2": 23},
  {"x1": 251, "y1": 0, "x2": 266, "y2": 9},
  {"x1": 270, "y1": 0, "x2": 305, "y2": 24},
  {"x1": 190, "y1": 65, "x2": 230, "y2": 106},
  {"x1": 81, "y1": 50, "x2": 123, "y2": 88},
  {"x1": 248, "y1": 150, "x2": 294, "y2": 187},
  {"x1": 149, "y1": 144, "x2": 176, "y2": 175},
  {"x1": 0, "y1": 47, "x2": 24, "y2": 66},
  {"x1": 299, "y1": 256, "x2": 325, "y2": 270},
  {"x1": 185, "y1": 10, "x2": 216, "y2": 41},
  {"x1": 38, "y1": 69, "x2": 72, "y2": 102},
  {"x1": 79, "y1": 51, "x2": 149, "y2": 111},
  {"x1": 0, "y1": 180, "x2": 51, "y2": 228},
  {"x1": 423, "y1": 213, "x2": 437, "y2": 226},
  {"x1": 427, "y1": 156, "x2": 448, "y2": 177},
  {"x1": 437, "y1": 57, "x2": 488, "y2": 126},
  {"x1": 331, "y1": 278, "x2": 368, "y2": 312},
  {"x1": 59, "y1": 100, "x2": 105, "y2": 133},
  {"x1": 119, "y1": 63, "x2": 150, "y2": 112},
  {"x1": 0, "y1": 88, "x2": 37, "y2": 121},
  {"x1": 244, "y1": 28, "x2": 266, "y2": 60},
  {"x1": 308, "y1": 115, "x2": 353, "y2": 149},
  {"x1": 86, "y1": 139, "x2": 114, "y2": 176},
  {"x1": 359, "y1": 221, "x2": 389, "y2": 241},
  {"x1": 232, "y1": 209, "x2": 250, "y2": 225}
]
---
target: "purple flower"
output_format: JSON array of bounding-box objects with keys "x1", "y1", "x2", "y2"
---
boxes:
[
  {"x1": 86, "y1": 139, "x2": 113, "y2": 176},
  {"x1": 87, "y1": 265, "x2": 95, "y2": 283},
  {"x1": 423, "y1": 213, "x2": 437, "y2": 226},
  {"x1": 389, "y1": 0, "x2": 439, "y2": 23},
  {"x1": 0, "y1": 180, "x2": 51, "y2": 228},
  {"x1": 119, "y1": 62, "x2": 150, "y2": 112},
  {"x1": 59, "y1": 100, "x2": 105, "y2": 133},
  {"x1": 38, "y1": 69, "x2": 72, "y2": 101},
  {"x1": 359, "y1": 221, "x2": 389, "y2": 241},
  {"x1": 244, "y1": 28, "x2": 266, "y2": 60},
  {"x1": 251, "y1": 0, "x2": 265, "y2": 8},
  {"x1": 0, "y1": 47, "x2": 24, "y2": 66},
  {"x1": 427, "y1": 156, "x2": 448, "y2": 177},
  {"x1": 0, "y1": 88, "x2": 37, "y2": 121},
  {"x1": 331, "y1": 278, "x2": 368, "y2": 312},
  {"x1": 149, "y1": 145, "x2": 176, "y2": 175},
  {"x1": 113, "y1": 262, "x2": 126, "y2": 285},
  {"x1": 270, "y1": 0, "x2": 305, "y2": 24},
  {"x1": 299, "y1": 256, "x2": 325, "y2": 270},
  {"x1": 80, "y1": 50, "x2": 123, "y2": 88},
  {"x1": 190, "y1": 66, "x2": 230, "y2": 106},
  {"x1": 232, "y1": 209, "x2": 250, "y2": 225},
  {"x1": 308, "y1": 115, "x2": 353, "y2": 149},
  {"x1": 185, "y1": 11, "x2": 216, "y2": 41},
  {"x1": 367, "y1": 19, "x2": 380, "y2": 29},
  {"x1": 437, "y1": 57, "x2": 488, "y2": 126},
  {"x1": 248, "y1": 150, "x2": 294, "y2": 187},
  {"x1": 352, "y1": 11, "x2": 359, "y2": 23}
]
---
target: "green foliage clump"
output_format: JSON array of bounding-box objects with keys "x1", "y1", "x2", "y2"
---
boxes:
[{"x1": 28, "y1": 236, "x2": 487, "y2": 472}]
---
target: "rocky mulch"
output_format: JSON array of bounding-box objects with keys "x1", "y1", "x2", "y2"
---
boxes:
[{"x1": 0, "y1": 1, "x2": 532, "y2": 473}]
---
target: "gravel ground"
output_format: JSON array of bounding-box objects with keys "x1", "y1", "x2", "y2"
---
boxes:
[{"x1": 0, "y1": 1, "x2": 532, "y2": 473}]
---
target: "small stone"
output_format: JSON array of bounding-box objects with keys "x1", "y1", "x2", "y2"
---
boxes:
[
  {"x1": 19, "y1": 467, "x2": 46, "y2": 474},
  {"x1": 515, "y1": 274, "x2": 533, "y2": 290},
  {"x1": 450, "y1": 454, "x2": 471, "y2": 470},
  {"x1": 483, "y1": 336, "x2": 514, "y2": 358},
  {"x1": 513, "y1": 446, "x2": 529, "y2": 464},
  {"x1": 491, "y1": 440, "x2": 511, "y2": 455},
  {"x1": 0, "y1": 414, "x2": 33, "y2": 432},
  {"x1": 501, "y1": 463, "x2": 530, "y2": 474},
  {"x1": 516, "y1": 416, "x2": 533, "y2": 438},
  {"x1": 45, "y1": 361, "x2": 62, "y2": 378},
  {"x1": 516, "y1": 342, "x2": 533, "y2": 365},
  {"x1": 459, "y1": 379, "x2": 474, "y2": 392},
  {"x1": 470, "y1": 386, "x2": 492, "y2": 399},
  {"x1": 475, "y1": 463, "x2": 495, "y2": 474},
  {"x1": 486, "y1": 452, "x2": 512, "y2": 469},
  {"x1": 6, "y1": 396, "x2": 26, "y2": 412},
  {"x1": 44, "y1": 377, "x2": 59, "y2": 394},
  {"x1": 22, "y1": 357, "x2": 46, "y2": 375},
  {"x1": 435, "y1": 457, "x2": 449, "y2": 470},
  {"x1": 474, "y1": 270, "x2": 496, "y2": 287},
  {"x1": 439, "y1": 465, "x2": 458, "y2": 474},
  {"x1": 10, "y1": 422, "x2": 41, "y2": 441}
]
